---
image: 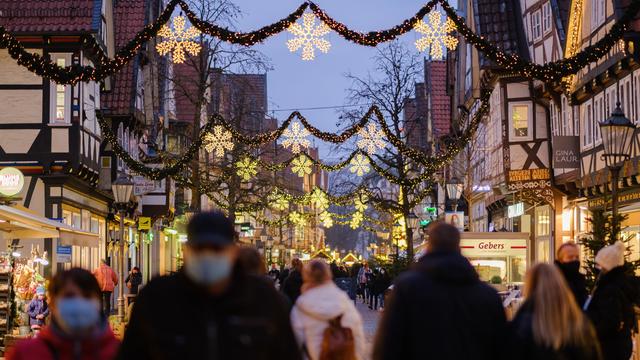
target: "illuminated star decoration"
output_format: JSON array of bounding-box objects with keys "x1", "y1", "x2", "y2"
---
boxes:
[
  {"x1": 350, "y1": 211, "x2": 364, "y2": 229},
  {"x1": 291, "y1": 155, "x2": 313, "y2": 177},
  {"x1": 156, "y1": 16, "x2": 201, "y2": 64},
  {"x1": 320, "y1": 211, "x2": 334, "y2": 228},
  {"x1": 414, "y1": 11, "x2": 458, "y2": 60},
  {"x1": 349, "y1": 154, "x2": 371, "y2": 176},
  {"x1": 286, "y1": 13, "x2": 331, "y2": 60},
  {"x1": 354, "y1": 195, "x2": 368, "y2": 212},
  {"x1": 204, "y1": 125, "x2": 234, "y2": 157},
  {"x1": 282, "y1": 122, "x2": 311, "y2": 154},
  {"x1": 357, "y1": 123, "x2": 386, "y2": 154},
  {"x1": 235, "y1": 157, "x2": 258, "y2": 181},
  {"x1": 309, "y1": 188, "x2": 329, "y2": 211}
]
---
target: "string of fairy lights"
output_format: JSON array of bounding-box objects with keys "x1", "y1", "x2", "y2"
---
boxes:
[{"x1": 0, "y1": 0, "x2": 638, "y2": 83}]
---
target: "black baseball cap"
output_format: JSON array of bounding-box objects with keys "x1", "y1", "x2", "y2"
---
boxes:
[{"x1": 186, "y1": 211, "x2": 236, "y2": 247}]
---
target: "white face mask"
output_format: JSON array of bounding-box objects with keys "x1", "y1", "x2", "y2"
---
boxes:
[{"x1": 185, "y1": 253, "x2": 233, "y2": 286}]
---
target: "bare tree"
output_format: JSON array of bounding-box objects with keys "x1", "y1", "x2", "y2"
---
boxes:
[{"x1": 339, "y1": 41, "x2": 427, "y2": 261}]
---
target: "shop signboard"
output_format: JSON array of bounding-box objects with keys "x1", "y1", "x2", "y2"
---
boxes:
[
  {"x1": 552, "y1": 136, "x2": 580, "y2": 168},
  {"x1": 444, "y1": 212, "x2": 464, "y2": 231},
  {"x1": 138, "y1": 217, "x2": 151, "y2": 231},
  {"x1": 460, "y1": 238, "x2": 527, "y2": 257},
  {"x1": 56, "y1": 245, "x2": 72, "y2": 263},
  {"x1": 0, "y1": 167, "x2": 24, "y2": 197},
  {"x1": 133, "y1": 176, "x2": 158, "y2": 196}
]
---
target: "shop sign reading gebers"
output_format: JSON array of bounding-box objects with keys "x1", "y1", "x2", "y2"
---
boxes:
[{"x1": 0, "y1": 167, "x2": 24, "y2": 198}]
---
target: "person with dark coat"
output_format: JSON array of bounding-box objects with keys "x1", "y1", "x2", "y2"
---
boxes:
[
  {"x1": 27, "y1": 286, "x2": 49, "y2": 331},
  {"x1": 278, "y1": 266, "x2": 290, "y2": 286},
  {"x1": 510, "y1": 264, "x2": 601, "y2": 360},
  {"x1": 268, "y1": 264, "x2": 280, "y2": 283},
  {"x1": 281, "y1": 258, "x2": 304, "y2": 304},
  {"x1": 373, "y1": 268, "x2": 391, "y2": 310},
  {"x1": 373, "y1": 222, "x2": 507, "y2": 360},
  {"x1": 554, "y1": 242, "x2": 588, "y2": 307},
  {"x1": 125, "y1": 267, "x2": 143, "y2": 295},
  {"x1": 118, "y1": 212, "x2": 301, "y2": 360},
  {"x1": 586, "y1": 242, "x2": 638, "y2": 360}
]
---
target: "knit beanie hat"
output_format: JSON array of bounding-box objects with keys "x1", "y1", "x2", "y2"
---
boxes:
[{"x1": 595, "y1": 241, "x2": 625, "y2": 272}]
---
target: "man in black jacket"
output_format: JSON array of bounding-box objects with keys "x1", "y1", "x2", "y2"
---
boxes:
[
  {"x1": 373, "y1": 222, "x2": 507, "y2": 360},
  {"x1": 555, "y1": 242, "x2": 588, "y2": 307},
  {"x1": 118, "y1": 211, "x2": 301, "y2": 360}
]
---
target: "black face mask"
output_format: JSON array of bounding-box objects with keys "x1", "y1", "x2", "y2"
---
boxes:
[{"x1": 560, "y1": 260, "x2": 581, "y2": 273}]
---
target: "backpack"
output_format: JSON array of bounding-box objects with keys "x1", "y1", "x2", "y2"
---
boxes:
[{"x1": 319, "y1": 315, "x2": 356, "y2": 360}]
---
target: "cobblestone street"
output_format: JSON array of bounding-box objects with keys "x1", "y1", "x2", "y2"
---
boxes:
[{"x1": 356, "y1": 300, "x2": 381, "y2": 354}]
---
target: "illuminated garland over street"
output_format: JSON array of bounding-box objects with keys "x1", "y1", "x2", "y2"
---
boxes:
[{"x1": 1, "y1": 0, "x2": 639, "y2": 84}]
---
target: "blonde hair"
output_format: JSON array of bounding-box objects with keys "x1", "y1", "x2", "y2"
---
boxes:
[
  {"x1": 522, "y1": 264, "x2": 598, "y2": 352},
  {"x1": 303, "y1": 259, "x2": 332, "y2": 285}
]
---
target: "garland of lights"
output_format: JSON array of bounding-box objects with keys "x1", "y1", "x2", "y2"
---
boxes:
[
  {"x1": 1, "y1": 0, "x2": 639, "y2": 84},
  {"x1": 97, "y1": 112, "x2": 219, "y2": 180}
]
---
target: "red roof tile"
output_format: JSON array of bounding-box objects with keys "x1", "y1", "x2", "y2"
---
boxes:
[
  {"x1": 0, "y1": 0, "x2": 97, "y2": 33},
  {"x1": 102, "y1": 0, "x2": 147, "y2": 115}
]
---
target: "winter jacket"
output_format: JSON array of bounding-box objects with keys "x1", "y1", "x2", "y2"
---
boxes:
[
  {"x1": 7, "y1": 321, "x2": 119, "y2": 360},
  {"x1": 373, "y1": 251, "x2": 508, "y2": 360},
  {"x1": 373, "y1": 272, "x2": 390, "y2": 296},
  {"x1": 93, "y1": 264, "x2": 118, "y2": 292},
  {"x1": 282, "y1": 270, "x2": 303, "y2": 304},
  {"x1": 586, "y1": 266, "x2": 638, "y2": 360},
  {"x1": 125, "y1": 272, "x2": 142, "y2": 295},
  {"x1": 555, "y1": 261, "x2": 589, "y2": 308},
  {"x1": 291, "y1": 282, "x2": 366, "y2": 360},
  {"x1": 510, "y1": 300, "x2": 602, "y2": 360},
  {"x1": 27, "y1": 298, "x2": 49, "y2": 326},
  {"x1": 117, "y1": 270, "x2": 301, "y2": 360}
]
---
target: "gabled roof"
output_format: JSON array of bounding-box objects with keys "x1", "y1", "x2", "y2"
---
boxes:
[
  {"x1": 0, "y1": 0, "x2": 99, "y2": 33},
  {"x1": 473, "y1": 0, "x2": 530, "y2": 66},
  {"x1": 101, "y1": 0, "x2": 147, "y2": 116}
]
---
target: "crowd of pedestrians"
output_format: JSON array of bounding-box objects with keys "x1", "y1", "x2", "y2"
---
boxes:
[{"x1": 5, "y1": 212, "x2": 640, "y2": 360}]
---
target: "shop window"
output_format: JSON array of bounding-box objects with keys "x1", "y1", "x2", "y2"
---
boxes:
[
  {"x1": 509, "y1": 103, "x2": 532, "y2": 140},
  {"x1": 536, "y1": 239, "x2": 550, "y2": 263},
  {"x1": 62, "y1": 210, "x2": 72, "y2": 226},
  {"x1": 71, "y1": 212, "x2": 81, "y2": 229},
  {"x1": 50, "y1": 54, "x2": 71, "y2": 124},
  {"x1": 536, "y1": 206, "x2": 551, "y2": 236}
]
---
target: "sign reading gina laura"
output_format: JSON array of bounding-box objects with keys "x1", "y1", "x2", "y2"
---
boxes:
[
  {"x1": 0, "y1": 167, "x2": 24, "y2": 197},
  {"x1": 553, "y1": 136, "x2": 580, "y2": 168}
]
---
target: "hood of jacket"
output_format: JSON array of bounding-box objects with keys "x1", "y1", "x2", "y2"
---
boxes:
[
  {"x1": 415, "y1": 251, "x2": 479, "y2": 285},
  {"x1": 295, "y1": 282, "x2": 350, "y2": 321}
]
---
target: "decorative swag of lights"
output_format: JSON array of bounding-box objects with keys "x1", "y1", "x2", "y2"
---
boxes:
[{"x1": 0, "y1": 0, "x2": 639, "y2": 83}]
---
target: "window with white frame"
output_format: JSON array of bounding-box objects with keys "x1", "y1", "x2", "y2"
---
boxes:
[
  {"x1": 465, "y1": 44, "x2": 472, "y2": 92},
  {"x1": 532, "y1": 10, "x2": 542, "y2": 40},
  {"x1": 550, "y1": 101, "x2": 558, "y2": 136},
  {"x1": 591, "y1": 0, "x2": 606, "y2": 29},
  {"x1": 594, "y1": 97, "x2": 602, "y2": 143},
  {"x1": 583, "y1": 103, "x2": 593, "y2": 148},
  {"x1": 542, "y1": 2, "x2": 552, "y2": 34},
  {"x1": 50, "y1": 54, "x2": 71, "y2": 124},
  {"x1": 509, "y1": 103, "x2": 532, "y2": 140}
]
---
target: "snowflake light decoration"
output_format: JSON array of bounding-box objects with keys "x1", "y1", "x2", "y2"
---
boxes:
[
  {"x1": 156, "y1": 16, "x2": 201, "y2": 64},
  {"x1": 320, "y1": 211, "x2": 333, "y2": 228},
  {"x1": 235, "y1": 157, "x2": 257, "y2": 181},
  {"x1": 350, "y1": 211, "x2": 364, "y2": 229},
  {"x1": 289, "y1": 212, "x2": 305, "y2": 227},
  {"x1": 291, "y1": 156, "x2": 313, "y2": 177},
  {"x1": 354, "y1": 196, "x2": 368, "y2": 212},
  {"x1": 287, "y1": 13, "x2": 331, "y2": 61},
  {"x1": 357, "y1": 123, "x2": 386, "y2": 154},
  {"x1": 269, "y1": 192, "x2": 289, "y2": 211},
  {"x1": 282, "y1": 122, "x2": 311, "y2": 154},
  {"x1": 309, "y1": 188, "x2": 329, "y2": 211},
  {"x1": 349, "y1": 154, "x2": 371, "y2": 176},
  {"x1": 204, "y1": 125, "x2": 234, "y2": 157},
  {"x1": 414, "y1": 11, "x2": 458, "y2": 60}
]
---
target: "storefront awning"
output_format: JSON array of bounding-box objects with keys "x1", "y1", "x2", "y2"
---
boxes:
[{"x1": 0, "y1": 205, "x2": 99, "y2": 246}]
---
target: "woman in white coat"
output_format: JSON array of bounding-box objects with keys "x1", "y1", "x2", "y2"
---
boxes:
[{"x1": 291, "y1": 259, "x2": 367, "y2": 360}]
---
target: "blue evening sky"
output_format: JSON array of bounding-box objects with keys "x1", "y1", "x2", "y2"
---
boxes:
[{"x1": 231, "y1": 1, "x2": 457, "y2": 158}]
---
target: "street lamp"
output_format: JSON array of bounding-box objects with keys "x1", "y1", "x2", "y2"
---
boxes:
[
  {"x1": 599, "y1": 103, "x2": 636, "y2": 234},
  {"x1": 111, "y1": 174, "x2": 133, "y2": 323},
  {"x1": 446, "y1": 177, "x2": 464, "y2": 212}
]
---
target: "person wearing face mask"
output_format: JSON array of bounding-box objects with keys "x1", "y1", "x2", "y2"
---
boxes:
[
  {"x1": 7, "y1": 268, "x2": 120, "y2": 360},
  {"x1": 118, "y1": 211, "x2": 302, "y2": 360},
  {"x1": 554, "y1": 242, "x2": 588, "y2": 308},
  {"x1": 27, "y1": 286, "x2": 49, "y2": 335}
]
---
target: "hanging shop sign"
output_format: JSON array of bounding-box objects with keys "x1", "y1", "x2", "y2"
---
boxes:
[
  {"x1": 138, "y1": 217, "x2": 151, "y2": 231},
  {"x1": 0, "y1": 167, "x2": 25, "y2": 197},
  {"x1": 56, "y1": 245, "x2": 72, "y2": 263},
  {"x1": 552, "y1": 136, "x2": 580, "y2": 168},
  {"x1": 588, "y1": 188, "x2": 640, "y2": 209}
]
